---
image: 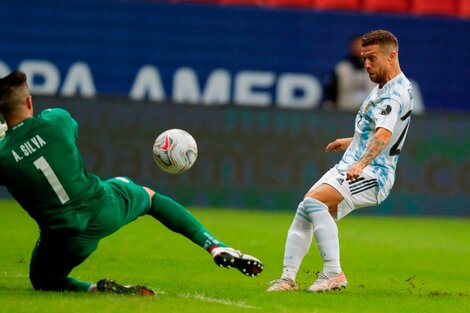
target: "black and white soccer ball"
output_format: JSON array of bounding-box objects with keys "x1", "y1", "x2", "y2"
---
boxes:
[{"x1": 152, "y1": 129, "x2": 198, "y2": 174}]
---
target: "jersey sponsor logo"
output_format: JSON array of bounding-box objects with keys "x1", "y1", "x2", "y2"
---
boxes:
[{"x1": 381, "y1": 105, "x2": 392, "y2": 115}]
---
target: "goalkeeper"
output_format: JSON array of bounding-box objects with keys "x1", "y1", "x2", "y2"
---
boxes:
[{"x1": 0, "y1": 71, "x2": 263, "y2": 295}]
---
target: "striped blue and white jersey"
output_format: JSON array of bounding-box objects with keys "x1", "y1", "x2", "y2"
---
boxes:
[{"x1": 336, "y1": 72, "x2": 413, "y2": 201}]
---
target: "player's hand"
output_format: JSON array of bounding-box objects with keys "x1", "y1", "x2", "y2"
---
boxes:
[
  {"x1": 0, "y1": 121, "x2": 7, "y2": 140},
  {"x1": 325, "y1": 137, "x2": 353, "y2": 153},
  {"x1": 346, "y1": 163, "x2": 365, "y2": 181}
]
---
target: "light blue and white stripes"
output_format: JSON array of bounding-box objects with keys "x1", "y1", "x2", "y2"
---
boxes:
[
  {"x1": 336, "y1": 72, "x2": 413, "y2": 198},
  {"x1": 296, "y1": 198, "x2": 328, "y2": 223}
]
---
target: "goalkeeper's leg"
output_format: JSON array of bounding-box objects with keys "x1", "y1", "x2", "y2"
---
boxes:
[
  {"x1": 29, "y1": 236, "x2": 96, "y2": 292},
  {"x1": 147, "y1": 191, "x2": 226, "y2": 250},
  {"x1": 146, "y1": 190, "x2": 263, "y2": 276}
]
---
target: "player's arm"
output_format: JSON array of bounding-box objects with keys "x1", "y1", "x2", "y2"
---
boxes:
[
  {"x1": 325, "y1": 137, "x2": 353, "y2": 153},
  {"x1": 346, "y1": 127, "x2": 391, "y2": 181}
]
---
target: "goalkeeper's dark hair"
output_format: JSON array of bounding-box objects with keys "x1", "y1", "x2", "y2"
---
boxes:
[{"x1": 0, "y1": 70, "x2": 29, "y2": 115}]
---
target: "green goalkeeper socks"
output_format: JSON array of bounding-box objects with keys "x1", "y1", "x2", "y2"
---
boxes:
[{"x1": 148, "y1": 193, "x2": 227, "y2": 251}]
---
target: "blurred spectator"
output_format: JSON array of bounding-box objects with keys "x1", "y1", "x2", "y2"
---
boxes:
[{"x1": 323, "y1": 35, "x2": 376, "y2": 111}]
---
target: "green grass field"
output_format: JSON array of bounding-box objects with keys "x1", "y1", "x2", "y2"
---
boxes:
[{"x1": 0, "y1": 199, "x2": 468, "y2": 313}]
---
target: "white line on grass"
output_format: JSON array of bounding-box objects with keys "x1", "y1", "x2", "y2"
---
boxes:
[
  {"x1": 179, "y1": 292, "x2": 259, "y2": 309},
  {"x1": 2, "y1": 272, "x2": 28, "y2": 278}
]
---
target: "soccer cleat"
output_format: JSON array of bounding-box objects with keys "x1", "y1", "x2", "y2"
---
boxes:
[
  {"x1": 96, "y1": 279, "x2": 156, "y2": 296},
  {"x1": 266, "y1": 278, "x2": 298, "y2": 292},
  {"x1": 307, "y1": 272, "x2": 347, "y2": 292},
  {"x1": 211, "y1": 247, "x2": 264, "y2": 277}
]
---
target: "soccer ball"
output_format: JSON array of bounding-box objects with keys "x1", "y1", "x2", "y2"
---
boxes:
[{"x1": 152, "y1": 129, "x2": 198, "y2": 174}]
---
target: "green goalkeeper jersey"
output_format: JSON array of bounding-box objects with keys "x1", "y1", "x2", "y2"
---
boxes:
[{"x1": 0, "y1": 108, "x2": 105, "y2": 232}]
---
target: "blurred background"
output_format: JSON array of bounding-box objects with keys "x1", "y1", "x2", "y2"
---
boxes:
[{"x1": 0, "y1": 0, "x2": 469, "y2": 216}]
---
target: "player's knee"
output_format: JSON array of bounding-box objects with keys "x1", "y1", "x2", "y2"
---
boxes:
[
  {"x1": 304, "y1": 196, "x2": 338, "y2": 217},
  {"x1": 305, "y1": 186, "x2": 340, "y2": 212},
  {"x1": 293, "y1": 200, "x2": 310, "y2": 222},
  {"x1": 30, "y1": 271, "x2": 53, "y2": 291},
  {"x1": 304, "y1": 190, "x2": 330, "y2": 210},
  {"x1": 305, "y1": 188, "x2": 319, "y2": 201},
  {"x1": 303, "y1": 197, "x2": 328, "y2": 211}
]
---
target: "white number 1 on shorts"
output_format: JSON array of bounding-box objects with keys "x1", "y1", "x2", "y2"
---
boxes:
[{"x1": 33, "y1": 156, "x2": 70, "y2": 204}]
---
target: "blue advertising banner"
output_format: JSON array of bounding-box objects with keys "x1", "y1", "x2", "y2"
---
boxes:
[
  {"x1": 2, "y1": 96, "x2": 468, "y2": 217},
  {"x1": 0, "y1": 0, "x2": 469, "y2": 111}
]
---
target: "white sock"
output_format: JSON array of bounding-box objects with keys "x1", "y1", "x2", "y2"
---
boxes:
[
  {"x1": 303, "y1": 197, "x2": 342, "y2": 276},
  {"x1": 281, "y1": 201, "x2": 313, "y2": 281}
]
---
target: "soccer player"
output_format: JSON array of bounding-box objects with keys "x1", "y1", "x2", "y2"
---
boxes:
[
  {"x1": 267, "y1": 30, "x2": 413, "y2": 292},
  {"x1": 0, "y1": 71, "x2": 263, "y2": 296}
]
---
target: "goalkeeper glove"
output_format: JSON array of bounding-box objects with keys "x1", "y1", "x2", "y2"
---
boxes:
[{"x1": 0, "y1": 121, "x2": 7, "y2": 140}]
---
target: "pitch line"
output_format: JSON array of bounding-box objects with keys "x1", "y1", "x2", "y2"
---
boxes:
[{"x1": 179, "y1": 292, "x2": 259, "y2": 309}]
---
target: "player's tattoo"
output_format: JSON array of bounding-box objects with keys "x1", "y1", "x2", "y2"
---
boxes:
[{"x1": 358, "y1": 136, "x2": 388, "y2": 166}]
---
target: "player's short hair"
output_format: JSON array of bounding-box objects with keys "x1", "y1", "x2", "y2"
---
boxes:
[
  {"x1": 361, "y1": 30, "x2": 399, "y2": 53},
  {"x1": 0, "y1": 71, "x2": 29, "y2": 115}
]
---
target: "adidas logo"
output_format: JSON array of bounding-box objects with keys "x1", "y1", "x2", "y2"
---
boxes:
[{"x1": 336, "y1": 178, "x2": 344, "y2": 185}]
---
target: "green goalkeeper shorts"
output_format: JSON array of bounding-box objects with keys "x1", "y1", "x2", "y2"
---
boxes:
[{"x1": 29, "y1": 176, "x2": 150, "y2": 291}]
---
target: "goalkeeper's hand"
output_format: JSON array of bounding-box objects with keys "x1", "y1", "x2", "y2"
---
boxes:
[{"x1": 0, "y1": 121, "x2": 7, "y2": 140}]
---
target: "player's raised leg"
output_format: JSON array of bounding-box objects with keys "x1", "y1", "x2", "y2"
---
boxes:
[{"x1": 146, "y1": 189, "x2": 263, "y2": 276}]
